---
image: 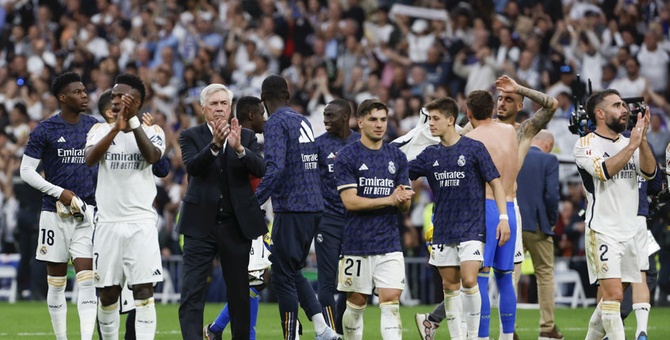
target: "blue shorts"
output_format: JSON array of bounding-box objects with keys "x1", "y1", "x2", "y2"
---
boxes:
[{"x1": 483, "y1": 200, "x2": 517, "y2": 271}]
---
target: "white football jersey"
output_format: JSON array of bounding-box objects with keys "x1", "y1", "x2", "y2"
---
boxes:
[
  {"x1": 574, "y1": 132, "x2": 650, "y2": 241},
  {"x1": 86, "y1": 123, "x2": 166, "y2": 224}
]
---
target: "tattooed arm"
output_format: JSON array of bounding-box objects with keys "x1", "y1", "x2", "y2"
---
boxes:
[{"x1": 495, "y1": 75, "x2": 558, "y2": 166}]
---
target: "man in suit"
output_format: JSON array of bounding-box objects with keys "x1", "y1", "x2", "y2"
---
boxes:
[
  {"x1": 517, "y1": 129, "x2": 560, "y2": 338},
  {"x1": 177, "y1": 83, "x2": 267, "y2": 340}
]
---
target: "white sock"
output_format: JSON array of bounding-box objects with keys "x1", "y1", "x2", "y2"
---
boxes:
[
  {"x1": 585, "y1": 302, "x2": 605, "y2": 340},
  {"x1": 312, "y1": 313, "x2": 328, "y2": 335},
  {"x1": 135, "y1": 297, "x2": 157, "y2": 340},
  {"x1": 633, "y1": 302, "x2": 650, "y2": 338},
  {"x1": 462, "y1": 285, "x2": 481, "y2": 340},
  {"x1": 342, "y1": 301, "x2": 365, "y2": 340},
  {"x1": 380, "y1": 301, "x2": 402, "y2": 339},
  {"x1": 601, "y1": 300, "x2": 625, "y2": 340},
  {"x1": 498, "y1": 333, "x2": 514, "y2": 340},
  {"x1": 444, "y1": 289, "x2": 464, "y2": 340},
  {"x1": 47, "y1": 275, "x2": 68, "y2": 340},
  {"x1": 97, "y1": 299, "x2": 120, "y2": 339},
  {"x1": 75, "y1": 271, "x2": 97, "y2": 340}
]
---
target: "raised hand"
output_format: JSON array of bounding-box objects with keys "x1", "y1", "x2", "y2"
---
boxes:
[
  {"x1": 142, "y1": 112, "x2": 153, "y2": 126},
  {"x1": 119, "y1": 94, "x2": 139, "y2": 120},
  {"x1": 227, "y1": 117, "x2": 244, "y2": 153},
  {"x1": 212, "y1": 117, "x2": 230, "y2": 148},
  {"x1": 495, "y1": 75, "x2": 519, "y2": 93},
  {"x1": 629, "y1": 109, "x2": 649, "y2": 148}
]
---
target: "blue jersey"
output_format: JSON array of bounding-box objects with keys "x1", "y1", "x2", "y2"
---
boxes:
[
  {"x1": 23, "y1": 113, "x2": 98, "y2": 212},
  {"x1": 408, "y1": 137, "x2": 499, "y2": 244},
  {"x1": 256, "y1": 106, "x2": 323, "y2": 212},
  {"x1": 316, "y1": 130, "x2": 360, "y2": 217},
  {"x1": 336, "y1": 141, "x2": 410, "y2": 255}
]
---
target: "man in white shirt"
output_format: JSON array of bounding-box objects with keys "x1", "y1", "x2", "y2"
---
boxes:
[
  {"x1": 85, "y1": 73, "x2": 166, "y2": 340},
  {"x1": 574, "y1": 89, "x2": 656, "y2": 340}
]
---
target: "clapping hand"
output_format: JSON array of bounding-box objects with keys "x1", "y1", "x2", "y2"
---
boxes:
[
  {"x1": 227, "y1": 117, "x2": 244, "y2": 154},
  {"x1": 212, "y1": 116, "x2": 230, "y2": 148}
]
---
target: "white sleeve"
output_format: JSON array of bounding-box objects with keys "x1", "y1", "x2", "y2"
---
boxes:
[
  {"x1": 19, "y1": 154, "x2": 64, "y2": 199},
  {"x1": 85, "y1": 123, "x2": 107, "y2": 150},
  {"x1": 574, "y1": 136, "x2": 607, "y2": 181},
  {"x1": 146, "y1": 125, "x2": 166, "y2": 158}
]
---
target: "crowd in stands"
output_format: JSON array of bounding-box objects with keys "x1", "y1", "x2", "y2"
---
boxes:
[{"x1": 3, "y1": 0, "x2": 670, "y2": 302}]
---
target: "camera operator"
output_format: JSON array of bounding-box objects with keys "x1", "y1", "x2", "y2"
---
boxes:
[{"x1": 573, "y1": 89, "x2": 656, "y2": 340}]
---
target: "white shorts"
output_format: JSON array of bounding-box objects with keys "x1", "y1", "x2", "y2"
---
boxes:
[
  {"x1": 92, "y1": 222, "x2": 163, "y2": 288},
  {"x1": 120, "y1": 283, "x2": 135, "y2": 313},
  {"x1": 249, "y1": 234, "x2": 272, "y2": 286},
  {"x1": 35, "y1": 210, "x2": 94, "y2": 263},
  {"x1": 513, "y1": 199, "x2": 524, "y2": 264},
  {"x1": 634, "y1": 216, "x2": 649, "y2": 270},
  {"x1": 428, "y1": 241, "x2": 484, "y2": 267},
  {"x1": 586, "y1": 228, "x2": 641, "y2": 284},
  {"x1": 249, "y1": 234, "x2": 271, "y2": 272},
  {"x1": 337, "y1": 252, "x2": 405, "y2": 295}
]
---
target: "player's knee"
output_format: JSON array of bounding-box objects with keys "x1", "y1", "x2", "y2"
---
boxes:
[
  {"x1": 442, "y1": 280, "x2": 461, "y2": 291},
  {"x1": 132, "y1": 284, "x2": 154, "y2": 300},
  {"x1": 98, "y1": 286, "x2": 121, "y2": 306},
  {"x1": 461, "y1": 276, "x2": 478, "y2": 289},
  {"x1": 347, "y1": 292, "x2": 368, "y2": 306}
]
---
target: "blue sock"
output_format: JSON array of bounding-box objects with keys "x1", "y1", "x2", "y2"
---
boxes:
[
  {"x1": 494, "y1": 269, "x2": 517, "y2": 334},
  {"x1": 250, "y1": 288, "x2": 259, "y2": 340},
  {"x1": 478, "y1": 271, "x2": 491, "y2": 338},
  {"x1": 212, "y1": 303, "x2": 230, "y2": 333}
]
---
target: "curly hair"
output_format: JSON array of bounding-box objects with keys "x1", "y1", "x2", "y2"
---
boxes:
[
  {"x1": 50, "y1": 72, "x2": 82, "y2": 97},
  {"x1": 115, "y1": 73, "x2": 147, "y2": 105}
]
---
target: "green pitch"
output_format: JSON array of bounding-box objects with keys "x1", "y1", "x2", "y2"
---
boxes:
[{"x1": 2, "y1": 302, "x2": 670, "y2": 338}]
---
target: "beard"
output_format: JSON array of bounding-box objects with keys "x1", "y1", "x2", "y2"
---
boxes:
[{"x1": 605, "y1": 116, "x2": 627, "y2": 134}]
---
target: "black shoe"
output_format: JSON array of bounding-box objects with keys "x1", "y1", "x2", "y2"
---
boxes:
[{"x1": 203, "y1": 323, "x2": 222, "y2": 340}]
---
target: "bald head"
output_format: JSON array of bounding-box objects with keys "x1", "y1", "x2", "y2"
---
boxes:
[{"x1": 532, "y1": 129, "x2": 554, "y2": 153}]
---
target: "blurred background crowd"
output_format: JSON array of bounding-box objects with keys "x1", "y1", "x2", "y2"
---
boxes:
[{"x1": 3, "y1": 0, "x2": 670, "y2": 304}]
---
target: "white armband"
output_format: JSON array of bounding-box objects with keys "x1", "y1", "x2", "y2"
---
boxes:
[
  {"x1": 129, "y1": 116, "x2": 140, "y2": 130},
  {"x1": 499, "y1": 214, "x2": 509, "y2": 221}
]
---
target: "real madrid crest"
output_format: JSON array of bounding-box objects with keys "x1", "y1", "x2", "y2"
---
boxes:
[
  {"x1": 457, "y1": 155, "x2": 466, "y2": 167},
  {"x1": 316, "y1": 233, "x2": 323, "y2": 243},
  {"x1": 40, "y1": 246, "x2": 47, "y2": 255},
  {"x1": 388, "y1": 161, "x2": 396, "y2": 174}
]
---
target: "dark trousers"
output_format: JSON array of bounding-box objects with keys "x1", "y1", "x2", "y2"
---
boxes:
[
  {"x1": 179, "y1": 217, "x2": 252, "y2": 340},
  {"x1": 270, "y1": 212, "x2": 323, "y2": 339},
  {"x1": 314, "y1": 213, "x2": 347, "y2": 333}
]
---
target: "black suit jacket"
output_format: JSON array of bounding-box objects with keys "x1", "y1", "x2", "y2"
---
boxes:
[
  {"x1": 517, "y1": 146, "x2": 560, "y2": 235},
  {"x1": 177, "y1": 123, "x2": 267, "y2": 239}
]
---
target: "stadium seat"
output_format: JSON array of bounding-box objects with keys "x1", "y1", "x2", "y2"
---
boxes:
[
  {"x1": 0, "y1": 265, "x2": 18, "y2": 303},
  {"x1": 553, "y1": 259, "x2": 595, "y2": 308}
]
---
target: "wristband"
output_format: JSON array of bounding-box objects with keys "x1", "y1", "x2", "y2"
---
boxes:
[
  {"x1": 499, "y1": 214, "x2": 509, "y2": 221},
  {"x1": 129, "y1": 116, "x2": 140, "y2": 130}
]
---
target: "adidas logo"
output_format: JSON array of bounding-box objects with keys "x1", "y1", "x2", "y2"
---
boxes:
[
  {"x1": 359, "y1": 164, "x2": 369, "y2": 171},
  {"x1": 515, "y1": 251, "x2": 523, "y2": 257},
  {"x1": 152, "y1": 269, "x2": 162, "y2": 276},
  {"x1": 473, "y1": 250, "x2": 481, "y2": 255},
  {"x1": 433, "y1": 160, "x2": 439, "y2": 167},
  {"x1": 298, "y1": 121, "x2": 315, "y2": 143},
  {"x1": 57, "y1": 136, "x2": 66, "y2": 143},
  {"x1": 603, "y1": 152, "x2": 610, "y2": 157},
  {"x1": 327, "y1": 152, "x2": 336, "y2": 159}
]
